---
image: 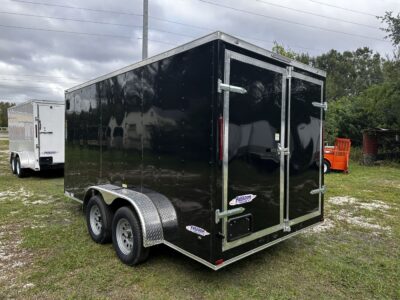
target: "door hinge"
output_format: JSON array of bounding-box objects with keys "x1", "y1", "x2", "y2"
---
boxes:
[
  {"x1": 312, "y1": 101, "x2": 328, "y2": 111},
  {"x1": 286, "y1": 66, "x2": 293, "y2": 79},
  {"x1": 217, "y1": 79, "x2": 247, "y2": 94},
  {"x1": 215, "y1": 207, "x2": 245, "y2": 224},
  {"x1": 277, "y1": 143, "x2": 290, "y2": 156},
  {"x1": 283, "y1": 219, "x2": 291, "y2": 232},
  {"x1": 310, "y1": 185, "x2": 327, "y2": 195}
]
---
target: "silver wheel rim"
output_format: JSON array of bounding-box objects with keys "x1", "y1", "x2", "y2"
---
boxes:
[
  {"x1": 11, "y1": 159, "x2": 15, "y2": 172},
  {"x1": 89, "y1": 205, "x2": 102, "y2": 236},
  {"x1": 16, "y1": 160, "x2": 20, "y2": 174},
  {"x1": 324, "y1": 163, "x2": 328, "y2": 173},
  {"x1": 116, "y1": 218, "x2": 133, "y2": 255}
]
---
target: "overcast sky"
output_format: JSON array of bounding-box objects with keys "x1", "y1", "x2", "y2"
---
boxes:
[{"x1": 0, "y1": 0, "x2": 398, "y2": 103}]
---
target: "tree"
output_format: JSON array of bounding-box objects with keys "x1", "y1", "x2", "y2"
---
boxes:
[
  {"x1": 379, "y1": 11, "x2": 400, "y2": 47},
  {"x1": 0, "y1": 102, "x2": 15, "y2": 127}
]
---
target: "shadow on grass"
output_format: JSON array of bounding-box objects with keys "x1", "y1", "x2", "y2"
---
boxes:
[{"x1": 18, "y1": 169, "x2": 64, "y2": 179}]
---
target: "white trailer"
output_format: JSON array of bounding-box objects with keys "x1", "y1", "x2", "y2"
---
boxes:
[{"x1": 8, "y1": 100, "x2": 64, "y2": 177}]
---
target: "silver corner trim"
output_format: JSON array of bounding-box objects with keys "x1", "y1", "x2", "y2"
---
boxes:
[
  {"x1": 64, "y1": 191, "x2": 83, "y2": 204},
  {"x1": 163, "y1": 241, "x2": 218, "y2": 271},
  {"x1": 217, "y1": 221, "x2": 324, "y2": 270},
  {"x1": 286, "y1": 66, "x2": 293, "y2": 78},
  {"x1": 166, "y1": 220, "x2": 323, "y2": 270},
  {"x1": 217, "y1": 79, "x2": 247, "y2": 94},
  {"x1": 312, "y1": 101, "x2": 328, "y2": 111},
  {"x1": 310, "y1": 185, "x2": 327, "y2": 195},
  {"x1": 215, "y1": 207, "x2": 245, "y2": 224}
]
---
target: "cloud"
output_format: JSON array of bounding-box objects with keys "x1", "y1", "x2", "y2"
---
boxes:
[{"x1": 0, "y1": 0, "x2": 398, "y2": 102}]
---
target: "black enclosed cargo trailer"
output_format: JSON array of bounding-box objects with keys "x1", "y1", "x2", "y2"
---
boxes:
[{"x1": 64, "y1": 31, "x2": 327, "y2": 270}]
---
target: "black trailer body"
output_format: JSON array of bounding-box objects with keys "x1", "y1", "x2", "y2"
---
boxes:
[{"x1": 64, "y1": 32, "x2": 326, "y2": 270}]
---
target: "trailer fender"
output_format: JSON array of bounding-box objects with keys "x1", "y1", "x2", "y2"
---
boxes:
[
  {"x1": 84, "y1": 184, "x2": 177, "y2": 247},
  {"x1": 11, "y1": 151, "x2": 36, "y2": 170}
]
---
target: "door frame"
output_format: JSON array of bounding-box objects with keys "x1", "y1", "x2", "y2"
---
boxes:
[
  {"x1": 286, "y1": 71, "x2": 324, "y2": 228},
  {"x1": 221, "y1": 50, "x2": 287, "y2": 251}
]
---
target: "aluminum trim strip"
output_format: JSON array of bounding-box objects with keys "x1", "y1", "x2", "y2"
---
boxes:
[
  {"x1": 163, "y1": 241, "x2": 218, "y2": 270},
  {"x1": 217, "y1": 221, "x2": 324, "y2": 270},
  {"x1": 228, "y1": 51, "x2": 287, "y2": 74},
  {"x1": 66, "y1": 31, "x2": 326, "y2": 94},
  {"x1": 280, "y1": 76, "x2": 287, "y2": 224},
  {"x1": 291, "y1": 71, "x2": 324, "y2": 86},
  {"x1": 224, "y1": 224, "x2": 283, "y2": 250},
  {"x1": 285, "y1": 67, "x2": 293, "y2": 228},
  {"x1": 222, "y1": 49, "x2": 231, "y2": 251},
  {"x1": 319, "y1": 82, "x2": 324, "y2": 214},
  {"x1": 219, "y1": 33, "x2": 326, "y2": 78},
  {"x1": 164, "y1": 221, "x2": 323, "y2": 271},
  {"x1": 289, "y1": 210, "x2": 321, "y2": 226},
  {"x1": 64, "y1": 191, "x2": 84, "y2": 204}
]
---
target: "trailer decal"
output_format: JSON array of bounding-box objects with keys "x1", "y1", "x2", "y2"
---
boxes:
[
  {"x1": 229, "y1": 194, "x2": 257, "y2": 206},
  {"x1": 186, "y1": 225, "x2": 210, "y2": 236}
]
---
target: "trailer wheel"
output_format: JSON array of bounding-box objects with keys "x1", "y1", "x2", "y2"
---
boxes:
[
  {"x1": 10, "y1": 156, "x2": 16, "y2": 174},
  {"x1": 112, "y1": 206, "x2": 149, "y2": 266},
  {"x1": 323, "y1": 159, "x2": 331, "y2": 174},
  {"x1": 15, "y1": 157, "x2": 26, "y2": 178},
  {"x1": 86, "y1": 195, "x2": 113, "y2": 244}
]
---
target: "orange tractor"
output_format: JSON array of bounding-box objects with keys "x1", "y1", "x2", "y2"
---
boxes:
[{"x1": 323, "y1": 138, "x2": 351, "y2": 173}]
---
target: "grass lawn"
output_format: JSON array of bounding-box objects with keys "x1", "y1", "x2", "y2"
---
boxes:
[{"x1": 0, "y1": 139, "x2": 399, "y2": 299}]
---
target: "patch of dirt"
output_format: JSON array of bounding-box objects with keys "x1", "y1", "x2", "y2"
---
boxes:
[
  {"x1": 329, "y1": 196, "x2": 391, "y2": 211},
  {"x1": 328, "y1": 196, "x2": 392, "y2": 235},
  {"x1": 0, "y1": 224, "x2": 34, "y2": 292},
  {"x1": 335, "y1": 209, "x2": 391, "y2": 233},
  {"x1": 0, "y1": 187, "x2": 34, "y2": 203},
  {"x1": 305, "y1": 218, "x2": 335, "y2": 233}
]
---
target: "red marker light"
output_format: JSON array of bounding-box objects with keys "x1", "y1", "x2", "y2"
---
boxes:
[{"x1": 215, "y1": 259, "x2": 224, "y2": 265}]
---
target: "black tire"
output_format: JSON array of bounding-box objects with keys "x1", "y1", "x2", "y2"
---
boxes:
[
  {"x1": 112, "y1": 206, "x2": 149, "y2": 266},
  {"x1": 323, "y1": 159, "x2": 331, "y2": 174},
  {"x1": 15, "y1": 156, "x2": 26, "y2": 178},
  {"x1": 10, "y1": 156, "x2": 16, "y2": 174},
  {"x1": 85, "y1": 195, "x2": 113, "y2": 244}
]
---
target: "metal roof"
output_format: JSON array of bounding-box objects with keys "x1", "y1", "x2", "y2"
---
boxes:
[{"x1": 66, "y1": 31, "x2": 326, "y2": 94}]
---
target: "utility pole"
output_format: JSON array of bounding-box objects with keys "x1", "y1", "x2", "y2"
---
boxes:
[{"x1": 142, "y1": 0, "x2": 148, "y2": 60}]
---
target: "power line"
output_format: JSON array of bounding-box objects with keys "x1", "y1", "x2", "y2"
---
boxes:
[
  {"x1": 0, "y1": 10, "x2": 141, "y2": 28},
  {"x1": 306, "y1": 0, "x2": 377, "y2": 17},
  {"x1": 0, "y1": 73, "x2": 86, "y2": 80},
  {"x1": 0, "y1": 23, "x2": 133, "y2": 39},
  {"x1": 11, "y1": 0, "x2": 143, "y2": 17},
  {"x1": 256, "y1": 0, "x2": 379, "y2": 29},
  {"x1": 0, "y1": 11, "x2": 196, "y2": 38},
  {"x1": 196, "y1": 0, "x2": 388, "y2": 42},
  {"x1": 9, "y1": 0, "x2": 324, "y2": 52},
  {"x1": 0, "y1": 83, "x2": 61, "y2": 90},
  {"x1": 0, "y1": 23, "x2": 181, "y2": 44},
  {"x1": 0, "y1": 78, "x2": 80, "y2": 84}
]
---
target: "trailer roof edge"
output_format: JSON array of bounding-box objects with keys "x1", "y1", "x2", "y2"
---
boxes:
[
  {"x1": 8, "y1": 99, "x2": 64, "y2": 110},
  {"x1": 65, "y1": 31, "x2": 326, "y2": 93}
]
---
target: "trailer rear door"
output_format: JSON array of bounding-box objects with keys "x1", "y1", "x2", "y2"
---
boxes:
[
  {"x1": 286, "y1": 72, "x2": 324, "y2": 228},
  {"x1": 38, "y1": 103, "x2": 65, "y2": 164},
  {"x1": 220, "y1": 50, "x2": 287, "y2": 251}
]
